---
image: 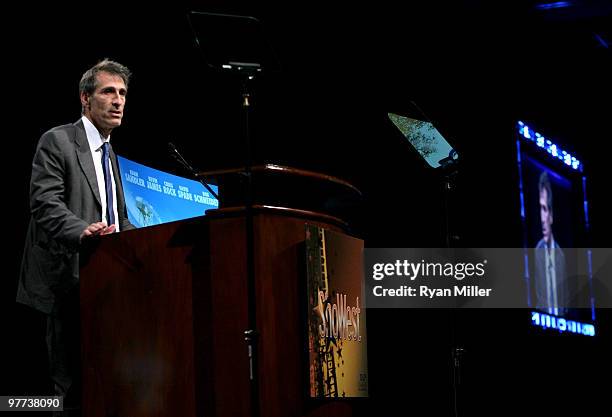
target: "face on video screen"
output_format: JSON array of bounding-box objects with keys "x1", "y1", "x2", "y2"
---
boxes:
[{"x1": 523, "y1": 156, "x2": 574, "y2": 250}]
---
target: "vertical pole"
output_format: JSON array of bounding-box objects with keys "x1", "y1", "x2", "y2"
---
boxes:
[{"x1": 242, "y1": 75, "x2": 260, "y2": 417}]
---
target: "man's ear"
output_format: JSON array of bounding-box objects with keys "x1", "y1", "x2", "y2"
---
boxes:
[{"x1": 80, "y1": 91, "x2": 90, "y2": 109}]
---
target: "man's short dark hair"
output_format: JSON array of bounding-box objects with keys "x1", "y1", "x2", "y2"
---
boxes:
[
  {"x1": 538, "y1": 171, "x2": 553, "y2": 213},
  {"x1": 79, "y1": 59, "x2": 131, "y2": 96}
]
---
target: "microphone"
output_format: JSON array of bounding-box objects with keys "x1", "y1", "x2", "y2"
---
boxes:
[{"x1": 168, "y1": 142, "x2": 219, "y2": 200}]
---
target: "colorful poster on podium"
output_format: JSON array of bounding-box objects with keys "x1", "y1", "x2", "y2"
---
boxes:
[
  {"x1": 117, "y1": 156, "x2": 218, "y2": 228},
  {"x1": 305, "y1": 225, "x2": 368, "y2": 398}
]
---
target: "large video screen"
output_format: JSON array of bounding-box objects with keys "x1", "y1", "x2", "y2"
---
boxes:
[
  {"x1": 117, "y1": 156, "x2": 219, "y2": 228},
  {"x1": 516, "y1": 121, "x2": 595, "y2": 335}
]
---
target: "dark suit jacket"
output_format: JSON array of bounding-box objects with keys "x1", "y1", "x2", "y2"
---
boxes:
[
  {"x1": 17, "y1": 119, "x2": 134, "y2": 315},
  {"x1": 534, "y1": 238, "x2": 567, "y2": 314}
]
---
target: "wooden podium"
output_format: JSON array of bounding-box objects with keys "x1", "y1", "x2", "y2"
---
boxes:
[{"x1": 80, "y1": 166, "x2": 362, "y2": 417}]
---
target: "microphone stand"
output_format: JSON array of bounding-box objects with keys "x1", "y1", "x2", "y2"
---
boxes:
[
  {"x1": 170, "y1": 80, "x2": 261, "y2": 412},
  {"x1": 185, "y1": 12, "x2": 277, "y2": 415},
  {"x1": 239, "y1": 70, "x2": 260, "y2": 417},
  {"x1": 439, "y1": 156, "x2": 464, "y2": 417}
]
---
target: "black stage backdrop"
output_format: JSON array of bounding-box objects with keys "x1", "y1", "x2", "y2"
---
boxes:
[{"x1": 2, "y1": 1, "x2": 611, "y2": 416}]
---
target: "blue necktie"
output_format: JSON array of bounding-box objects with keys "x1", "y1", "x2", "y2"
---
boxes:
[
  {"x1": 101, "y1": 142, "x2": 116, "y2": 227},
  {"x1": 547, "y1": 252, "x2": 553, "y2": 314}
]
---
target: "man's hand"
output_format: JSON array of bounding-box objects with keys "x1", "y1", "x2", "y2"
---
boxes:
[{"x1": 80, "y1": 222, "x2": 116, "y2": 242}]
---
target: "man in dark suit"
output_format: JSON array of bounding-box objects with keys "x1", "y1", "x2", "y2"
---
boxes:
[
  {"x1": 17, "y1": 59, "x2": 135, "y2": 415},
  {"x1": 534, "y1": 171, "x2": 567, "y2": 316}
]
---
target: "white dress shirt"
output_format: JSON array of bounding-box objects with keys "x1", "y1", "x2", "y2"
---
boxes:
[{"x1": 82, "y1": 116, "x2": 120, "y2": 231}]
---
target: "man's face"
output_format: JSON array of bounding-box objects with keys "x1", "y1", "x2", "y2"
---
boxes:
[
  {"x1": 81, "y1": 71, "x2": 127, "y2": 136},
  {"x1": 539, "y1": 188, "x2": 553, "y2": 244}
]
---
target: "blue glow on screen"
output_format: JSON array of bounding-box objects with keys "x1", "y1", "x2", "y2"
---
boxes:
[
  {"x1": 517, "y1": 121, "x2": 582, "y2": 172},
  {"x1": 517, "y1": 121, "x2": 596, "y2": 335},
  {"x1": 117, "y1": 156, "x2": 219, "y2": 228},
  {"x1": 582, "y1": 176, "x2": 590, "y2": 230},
  {"x1": 531, "y1": 311, "x2": 595, "y2": 336},
  {"x1": 535, "y1": 1, "x2": 573, "y2": 11},
  {"x1": 516, "y1": 140, "x2": 526, "y2": 219}
]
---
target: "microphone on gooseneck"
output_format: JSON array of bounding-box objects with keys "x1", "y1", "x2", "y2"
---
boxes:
[{"x1": 167, "y1": 142, "x2": 219, "y2": 200}]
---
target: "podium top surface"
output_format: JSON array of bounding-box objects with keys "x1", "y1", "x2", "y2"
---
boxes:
[
  {"x1": 196, "y1": 164, "x2": 362, "y2": 231},
  {"x1": 196, "y1": 164, "x2": 362, "y2": 196}
]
